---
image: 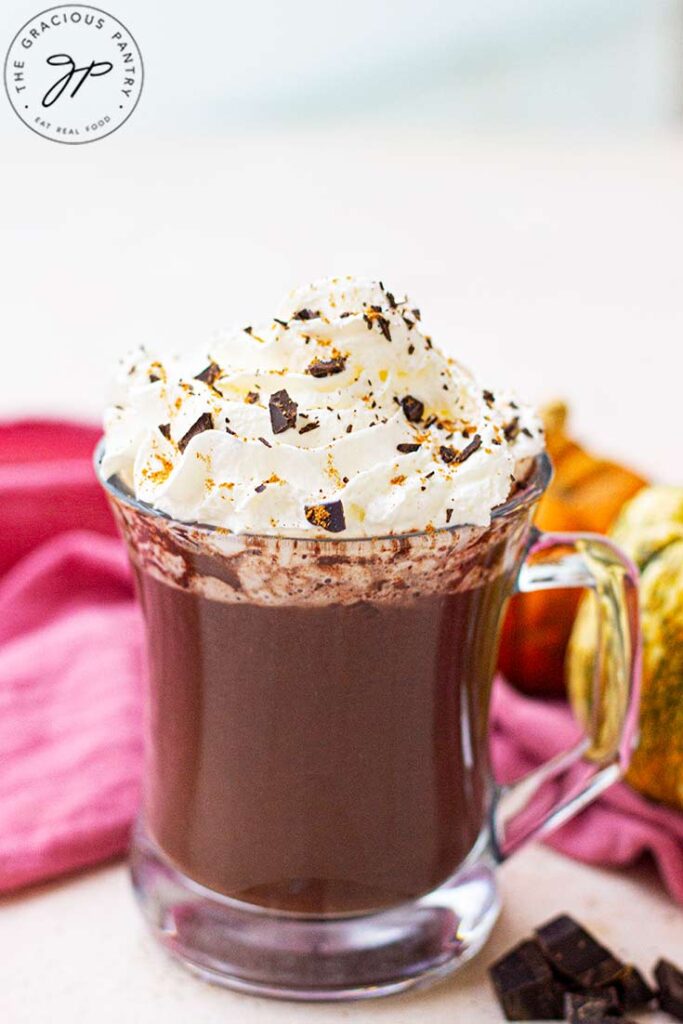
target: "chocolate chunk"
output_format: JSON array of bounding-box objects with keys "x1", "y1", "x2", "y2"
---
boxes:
[
  {"x1": 535, "y1": 916, "x2": 623, "y2": 989},
  {"x1": 455, "y1": 433, "x2": 482, "y2": 463},
  {"x1": 375, "y1": 313, "x2": 391, "y2": 341},
  {"x1": 489, "y1": 939, "x2": 565, "y2": 1020},
  {"x1": 245, "y1": 391, "x2": 260, "y2": 404},
  {"x1": 299, "y1": 421, "x2": 320, "y2": 434},
  {"x1": 611, "y1": 963, "x2": 655, "y2": 1010},
  {"x1": 269, "y1": 389, "x2": 298, "y2": 433},
  {"x1": 483, "y1": 389, "x2": 495, "y2": 404},
  {"x1": 254, "y1": 483, "x2": 266, "y2": 493},
  {"x1": 306, "y1": 355, "x2": 347, "y2": 378},
  {"x1": 445, "y1": 508, "x2": 453, "y2": 523},
  {"x1": 304, "y1": 500, "x2": 346, "y2": 534},
  {"x1": 386, "y1": 290, "x2": 397, "y2": 308},
  {"x1": 400, "y1": 395, "x2": 424, "y2": 423},
  {"x1": 564, "y1": 989, "x2": 620, "y2": 1022},
  {"x1": 148, "y1": 373, "x2": 161, "y2": 383},
  {"x1": 655, "y1": 958, "x2": 683, "y2": 1021},
  {"x1": 178, "y1": 412, "x2": 214, "y2": 453},
  {"x1": 158, "y1": 423, "x2": 171, "y2": 440},
  {"x1": 440, "y1": 445, "x2": 456, "y2": 464},
  {"x1": 292, "y1": 308, "x2": 320, "y2": 321},
  {"x1": 194, "y1": 361, "x2": 222, "y2": 386},
  {"x1": 397, "y1": 442, "x2": 421, "y2": 453}
]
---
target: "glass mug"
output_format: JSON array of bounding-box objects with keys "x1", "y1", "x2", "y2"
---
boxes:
[{"x1": 96, "y1": 448, "x2": 640, "y2": 1001}]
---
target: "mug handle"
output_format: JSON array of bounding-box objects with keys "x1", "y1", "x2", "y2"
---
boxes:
[{"x1": 491, "y1": 528, "x2": 641, "y2": 860}]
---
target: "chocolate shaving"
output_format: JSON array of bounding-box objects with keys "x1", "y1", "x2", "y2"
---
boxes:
[
  {"x1": 243, "y1": 325, "x2": 252, "y2": 334},
  {"x1": 148, "y1": 373, "x2": 160, "y2": 383},
  {"x1": 292, "y1": 308, "x2": 320, "y2": 321},
  {"x1": 400, "y1": 395, "x2": 424, "y2": 423},
  {"x1": 273, "y1": 317, "x2": 289, "y2": 328},
  {"x1": 504, "y1": 417, "x2": 520, "y2": 442},
  {"x1": 440, "y1": 445, "x2": 456, "y2": 464},
  {"x1": 258, "y1": 436, "x2": 272, "y2": 448},
  {"x1": 299, "y1": 421, "x2": 320, "y2": 434},
  {"x1": 397, "y1": 443, "x2": 421, "y2": 453},
  {"x1": 245, "y1": 391, "x2": 260, "y2": 404},
  {"x1": 158, "y1": 423, "x2": 171, "y2": 440},
  {"x1": 445, "y1": 509, "x2": 453, "y2": 523},
  {"x1": 254, "y1": 483, "x2": 266, "y2": 493},
  {"x1": 411, "y1": 307, "x2": 421, "y2": 321},
  {"x1": 483, "y1": 389, "x2": 495, "y2": 405},
  {"x1": 386, "y1": 291, "x2": 397, "y2": 308},
  {"x1": 194, "y1": 362, "x2": 222, "y2": 386},
  {"x1": 456, "y1": 434, "x2": 482, "y2": 463},
  {"x1": 304, "y1": 500, "x2": 346, "y2": 534},
  {"x1": 268, "y1": 389, "x2": 298, "y2": 434},
  {"x1": 306, "y1": 355, "x2": 347, "y2": 378},
  {"x1": 178, "y1": 412, "x2": 214, "y2": 453}
]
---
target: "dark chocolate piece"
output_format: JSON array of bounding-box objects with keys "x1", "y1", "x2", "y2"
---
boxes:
[
  {"x1": 440, "y1": 445, "x2": 456, "y2": 464},
  {"x1": 655, "y1": 958, "x2": 683, "y2": 1021},
  {"x1": 483, "y1": 389, "x2": 495, "y2": 404},
  {"x1": 401, "y1": 395, "x2": 424, "y2": 423},
  {"x1": 304, "y1": 500, "x2": 346, "y2": 534},
  {"x1": 269, "y1": 389, "x2": 298, "y2": 434},
  {"x1": 158, "y1": 423, "x2": 171, "y2": 441},
  {"x1": 292, "y1": 308, "x2": 320, "y2": 321},
  {"x1": 254, "y1": 483, "x2": 266, "y2": 493},
  {"x1": 245, "y1": 391, "x2": 260, "y2": 404},
  {"x1": 564, "y1": 989, "x2": 620, "y2": 1022},
  {"x1": 306, "y1": 355, "x2": 347, "y2": 378},
  {"x1": 455, "y1": 434, "x2": 482, "y2": 463},
  {"x1": 258, "y1": 436, "x2": 272, "y2": 448},
  {"x1": 148, "y1": 373, "x2": 161, "y2": 383},
  {"x1": 611, "y1": 963, "x2": 655, "y2": 1010},
  {"x1": 489, "y1": 939, "x2": 565, "y2": 1021},
  {"x1": 178, "y1": 412, "x2": 214, "y2": 453},
  {"x1": 535, "y1": 915, "x2": 623, "y2": 989},
  {"x1": 397, "y1": 443, "x2": 421, "y2": 454},
  {"x1": 299, "y1": 421, "x2": 320, "y2": 434},
  {"x1": 194, "y1": 361, "x2": 222, "y2": 386},
  {"x1": 273, "y1": 317, "x2": 289, "y2": 328}
]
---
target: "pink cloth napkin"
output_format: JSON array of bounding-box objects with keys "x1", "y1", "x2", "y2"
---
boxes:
[{"x1": 1, "y1": 419, "x2": 682, "y2": 901}]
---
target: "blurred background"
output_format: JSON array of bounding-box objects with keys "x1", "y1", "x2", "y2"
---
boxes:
[{"x1": 1, "y1": 0, "x2": 682, "y2": 479}]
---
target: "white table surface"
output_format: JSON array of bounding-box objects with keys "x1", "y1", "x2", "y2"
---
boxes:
[
  {"x1": 1, "y1": 130, "x2": 682, "y2": 1019},
  {"x1": 1, "y1": 845, "x2": 681, "y2": 1022}
]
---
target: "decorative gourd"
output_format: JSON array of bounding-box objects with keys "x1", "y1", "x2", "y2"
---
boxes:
[
  {"x1": 568, "y1": 487, "x2": 683, "y2": 810},
  {"x1": 498, "y1": 403, "x2": 647, "y2": 697}
]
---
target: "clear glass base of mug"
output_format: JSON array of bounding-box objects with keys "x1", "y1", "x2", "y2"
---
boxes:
[{"x1": 130, "y1": 821, "x2": 501, "y2": 1002}]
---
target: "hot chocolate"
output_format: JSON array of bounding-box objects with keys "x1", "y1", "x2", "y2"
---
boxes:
[{"x1": 102, "y1": 275, "x2": 543, "y2": 913}]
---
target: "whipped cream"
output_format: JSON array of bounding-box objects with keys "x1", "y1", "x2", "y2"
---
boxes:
[{"x1": 102, "y1": 277, "x2": 544, "y2": 537}]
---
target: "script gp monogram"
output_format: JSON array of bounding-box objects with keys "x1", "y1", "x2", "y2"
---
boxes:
[{"x1": 41, "y1": 54, "x2": 113, "y2": 107}]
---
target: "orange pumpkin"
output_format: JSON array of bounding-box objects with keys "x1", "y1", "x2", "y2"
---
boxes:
[{"x1": 498, "y1": 402, "x2": 647, "y2": 697}]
